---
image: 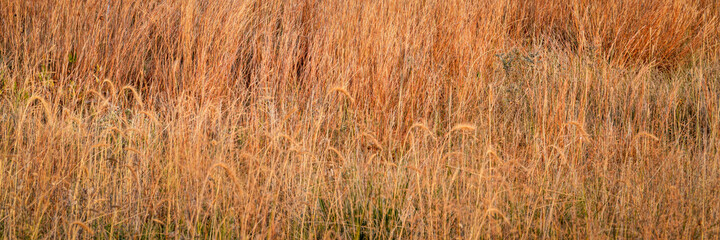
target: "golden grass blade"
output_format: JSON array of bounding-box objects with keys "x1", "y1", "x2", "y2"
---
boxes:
[
  {"x1": 120, "y1": 85, "x2": 145, "y2": 109},
  {"x1": 26, "y1": 95, "x2": 55, "y2": 124},
  {"x1": 327, "y1": 86, "x2": 355, "y2": 104},
  {"x1": 70, "y1": 221, "x2": 94, "y2": 236}
]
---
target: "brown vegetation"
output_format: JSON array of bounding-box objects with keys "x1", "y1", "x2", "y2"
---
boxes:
[{"x1": 1, "y1": 0, "x2": 719, "y2": 238}]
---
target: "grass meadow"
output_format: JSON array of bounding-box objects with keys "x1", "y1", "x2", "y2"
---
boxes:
[{"x1": 1, "y1": 0, "x2": 720, "y2": 238}]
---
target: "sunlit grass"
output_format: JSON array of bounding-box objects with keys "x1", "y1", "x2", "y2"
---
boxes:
[{"x1": 1, "y1": 0, "x2": 719, "y2": 238}]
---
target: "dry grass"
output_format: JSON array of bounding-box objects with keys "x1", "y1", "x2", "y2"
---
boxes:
[{"x1": 1, "y1": 0, "x2": 719, "y2": 239}]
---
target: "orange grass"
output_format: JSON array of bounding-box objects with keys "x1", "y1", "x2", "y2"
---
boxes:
[{"x1": 1, "y1": 0, "x2": 719, "y2": 238}]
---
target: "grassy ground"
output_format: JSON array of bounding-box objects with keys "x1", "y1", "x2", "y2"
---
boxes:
[{"x1": 1, "y1": 0, "x2": 720, "y2": 239}]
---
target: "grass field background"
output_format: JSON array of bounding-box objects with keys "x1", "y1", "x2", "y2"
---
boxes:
[{"x1": 1, "y1": 0, "x2": 720, "y2": 238}]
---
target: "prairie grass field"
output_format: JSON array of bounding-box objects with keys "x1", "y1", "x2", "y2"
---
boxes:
[{"x1": 1, "y1": 0, "x2": 720, "y2": 238}]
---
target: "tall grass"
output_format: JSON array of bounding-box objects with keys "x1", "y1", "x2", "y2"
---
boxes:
[{"x1": 1, "y1": 0, "x2": 719, "y2": 238}]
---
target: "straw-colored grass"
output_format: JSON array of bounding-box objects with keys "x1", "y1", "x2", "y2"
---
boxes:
[{"x1": 1, "y1": 0, "x2": 719, "y2": 238}]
